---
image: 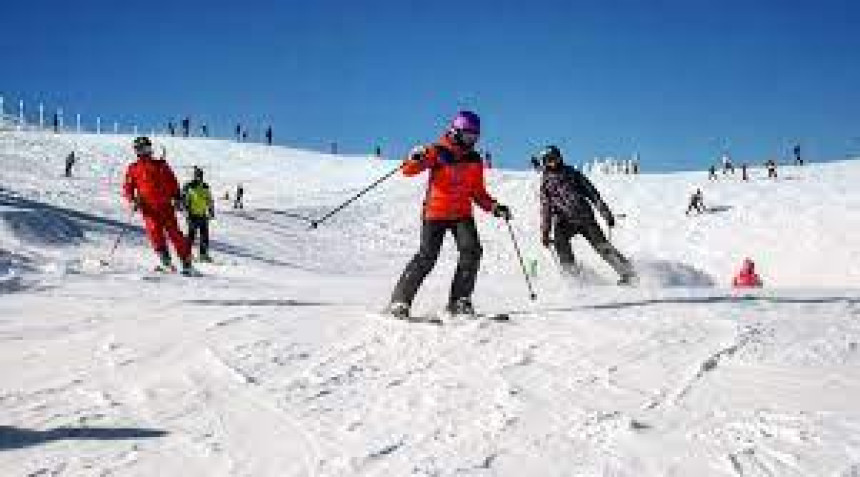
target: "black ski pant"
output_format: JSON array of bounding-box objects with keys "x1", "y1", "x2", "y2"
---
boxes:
[
  {"x1": 390, "y1": 218, "x2": 482, "y2": 307},
  {"x1": 186, "y1": 215, "x2": 210, "y2": 256},
  {"x1": 553, "y1": 219, "x2": 632, "y2": 278}
]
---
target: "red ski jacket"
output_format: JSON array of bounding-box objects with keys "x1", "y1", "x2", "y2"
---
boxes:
[
  {"x1": 401, "y1": 135, "x2": 495, "y2": 220},
  {"x1": 123, "y1": 155, "x2": 181, "y2": 214},
  {"x1": 732, "y1": 259, "x2": 763, "y2": 288}
]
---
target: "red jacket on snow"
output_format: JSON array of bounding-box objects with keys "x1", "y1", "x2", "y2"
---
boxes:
[
  {"x1": 732, "y1": 258, "x2": 763, "y2": 288},
  {"x1": 401, "y1": 135, "x2": 496, "y2": 220},
  {"x1": 123, "y1": 155, "x2": 181, "y2": 214}
]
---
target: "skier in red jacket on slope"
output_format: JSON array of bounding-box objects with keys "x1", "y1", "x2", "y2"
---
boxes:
[
  {"x1": 385, "y1": 111, "x2": 511, "y2": 320},
  {"x1": 123, "y1": 136, "x2": 193, "y2": 274},
  {"x1": 732, "y1": 258, "x2": 763, "y2": 288}
]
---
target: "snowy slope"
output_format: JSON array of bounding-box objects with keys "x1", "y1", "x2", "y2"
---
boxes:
[{"x1": 2, "y1": 129, "x2": 860, "y2": 476}]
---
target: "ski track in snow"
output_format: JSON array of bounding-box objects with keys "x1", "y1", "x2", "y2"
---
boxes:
[{"x1": 3, "y1": 129, "x2": 860, "y2": 475}]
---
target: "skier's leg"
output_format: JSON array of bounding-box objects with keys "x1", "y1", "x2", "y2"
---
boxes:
[
  {"x1": 199, "y1": 218, "x2": 210, "y2": 257},
  {"x1": 552, "y1": 223, "x2": 579, "y2": 276},
  {"x1": 162, "y1": 212, "x2": 191, "y2": 265},
  {"x1": 449, "y1": 218, "x2": 482, "y2": 305},
  {"x1": 186, "y1": 217, "x2": 198, "y2": 251},
  {"x1": 389, "y1": 220, "x2": 448, "y2": 307},
  {"x1": 581, "y1": 221, "x2": 634, "y2": 279},
  {"x1": 142, "y1": 214, "x2": 170, "y2": 264}
]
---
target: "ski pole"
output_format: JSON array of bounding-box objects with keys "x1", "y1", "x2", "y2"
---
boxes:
[
  {"x1": 504, "y1": 217, "x2": 537, "y2": 301},
  {"x1": 100, "y1": 207, "x2": 136, "y2": 266},
  {"x1": 309, "y1": 164, "x2": 401, "y2": 229}
]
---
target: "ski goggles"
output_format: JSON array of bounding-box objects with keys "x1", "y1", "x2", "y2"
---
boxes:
[
  {"x1": 134, "y1": 144, "x2": 154, "y2": 156},
  {"x1": 454, "y1": 129, "x2": 480, "y2": 146}
]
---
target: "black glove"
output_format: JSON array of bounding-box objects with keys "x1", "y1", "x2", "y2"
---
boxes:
[{"x1": 492, "y1": 203, "x2": 511, "y2": 220}]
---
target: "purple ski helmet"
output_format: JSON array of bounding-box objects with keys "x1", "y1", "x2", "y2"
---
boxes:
[{"x1": 449, "y1": 110, "x2": 481, "y2": 135}]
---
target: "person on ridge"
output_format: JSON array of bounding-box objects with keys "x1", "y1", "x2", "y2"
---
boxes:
[
  {"x1": 732, "y1": 258, "x2": 763, "y2": 288},
  {"x1": 685, "y1": 188, "x2": 706, "y2": 215},
  {"x1": 536, "y1": 145, "x2": 636, "y2": 285},
  {"x1": 181, "y1": 166, "x2": 215, "y2": 262},
  {"x1": 64, "y1": 151, "x2": 77, "y2": 178},
  {"x1": 385, "y1": 110, "x2": 511, "y2": 319},
  {"x1": 123, "y1": 137, "x2": 194, "y2": 274}
]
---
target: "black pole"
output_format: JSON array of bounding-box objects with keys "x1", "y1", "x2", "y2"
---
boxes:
[
  {"x1": 309, "y1": 164, "x2": 402, "y2": 229},
  {"x1": 504, "y1": 218, "x2": 537, "y2": 300}
]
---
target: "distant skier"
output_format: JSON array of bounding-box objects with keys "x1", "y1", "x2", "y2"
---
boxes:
[
  {"x1": 181, "y1": 166, "x2": 215, "y2": 262},
  {"x1": 793, "y1": 144, "x2": 803, "y2": 166},
  {"x1": 708, "y1": 164, "x2": 717, "y2": 180},
  {"x1": 537, "y1": 145, "x2": 635, "y2": 285},
  {"x1": 64, "y1": 151, "x2": 76, "y2": 178},
  {"x1": 52, "y1": 113, "x2": 59, "y2": 133},
  {"x1": 732, "y1": 258, "x2": 763, "y2": 288},
  {"x1": 741, "y1": 163, "x2": 749, "y2": 181},
  {"x1": 181, "y1": 117, "x2": 190, "y2": 137},
  {"x1": 485, "y1": 151, "x2": 493, "y2": 169},
  {"x1": 385, "y1": 110, "x2": 511, "y2": 319},
  {"x1": 765, "y1": 158, "x2": 778, "y2": 178},
  {"x1": 168, "y1": 121, "x2": 176, "y2": 136},
  {"x1": 374, "y1": 145, "x2": 382, "y2": 157},
  {"x1": 265, "y1": 126, "x2": 273, "y2": 145},
  {"x1": 721, "y1": 153, "x2": 735, "y2": 174},
  {"x1": 235, "y1": 124, "x2": 242, "y2": 141},
  {"x1": 242, "y1": 131, "x2": 248, "y2": 141},
  {"x1": 123, "y1": 137, "x2": 194, "y2": 275},
  {"x1": 685, "y1": 188, "x2": 706, "y2": 215},
  {"x1": 201, "y1": 124, "x2": 209, "y2": 137},
  {"x1": 233, "y1": 183, "x2": 244, "y2": 209}
]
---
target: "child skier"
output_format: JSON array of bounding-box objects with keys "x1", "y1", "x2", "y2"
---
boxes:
[
  {"x1": 181, "y1": 166, "x2": 215, "y2": 262},
  {"x1": 537, "y1": 145, "x2": 635, "y2": 285},
  {"x1": 123, "y1": 137, "x2": 194, "y2": 274},
  {"x1": 732, "y1": 258, "x2": 763, "y2": 288},
  {"x1": 385, "y1": 110, "x2": 511, "y2": 319}
]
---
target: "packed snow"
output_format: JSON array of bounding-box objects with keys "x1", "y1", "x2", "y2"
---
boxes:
[{"x1": 2, "y1": 128, "x2": 860, "y2": 476}]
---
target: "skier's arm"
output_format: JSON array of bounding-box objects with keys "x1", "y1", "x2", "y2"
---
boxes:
[
  {"x1": 205, "y1": 186, "x2": 215, "y2": 217},
  {"x1": 576, "y1": 170, "x2": 615, "y2": 227},
  {"x1": 122, "y1": 166, "x2": 139, "y2": 210},
  {"x1": 401, "y1": 145, "x2": 436, "y2": 177},
  {"x1": 471, "y1": 165, "x2": 496, "y2": 213}
]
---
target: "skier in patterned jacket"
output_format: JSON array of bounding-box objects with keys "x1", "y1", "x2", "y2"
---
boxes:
[{"x1": 536, "y1": 145, "x2": 636, "y2": 284}]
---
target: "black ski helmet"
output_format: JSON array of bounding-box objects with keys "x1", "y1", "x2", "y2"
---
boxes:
[
  {"x1": 133, "y1": 136, "x2": 153, "y2": 154},
  {"x1": 537, "y1": 145, "x2": 563, "y2": 165},
  {"x1": 193, "y1": 165, "x2": 203, "y2": 180}
]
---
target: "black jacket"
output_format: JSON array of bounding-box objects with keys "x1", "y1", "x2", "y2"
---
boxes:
[{"x1": 540, "y1": 165, "x2": 613, "y2": 239}]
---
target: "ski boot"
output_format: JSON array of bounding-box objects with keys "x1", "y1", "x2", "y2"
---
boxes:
[
  {"x1": 154, "y1": 250, "x2": 176, "y2": 273},
  {"x1": 446, "y1": 297, "x2": 477, "y2": 319},
  {"x1": 384, "y1": 302, "x2": 411, "y2": 320},
  {"x1": 197, "y1": 253, "x2": 213, "y2": 263},
  {"x1": 180, "y1": 258, "x2": 197, "y2": 276},
  {"x1": 618, "y1": 272, "x2": 637, "y2": 286}
]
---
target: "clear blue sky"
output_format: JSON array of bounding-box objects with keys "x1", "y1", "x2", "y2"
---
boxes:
[{"x1": 3, "y1": 0, "x2": 859, "y2": 171}]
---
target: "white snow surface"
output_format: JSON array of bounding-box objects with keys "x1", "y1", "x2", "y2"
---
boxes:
[{"x1": 2, "y1": 129, "x2": 860, "y2": 476}]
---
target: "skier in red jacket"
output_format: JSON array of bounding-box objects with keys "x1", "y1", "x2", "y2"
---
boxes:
[
  {"x1": 385, "y1": 111, "x2": 510, "y2": 320},
  {"x1": 732, "y1": 258, "x2": 763, "y2": 288},
  {"x1": 123, "y1": 137, "x2": 193, "y2": 274}
]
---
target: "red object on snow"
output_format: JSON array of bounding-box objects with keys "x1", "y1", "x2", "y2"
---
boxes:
[{"x1": 732, "y1": 258, "x2": 763, "y2": 288}]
